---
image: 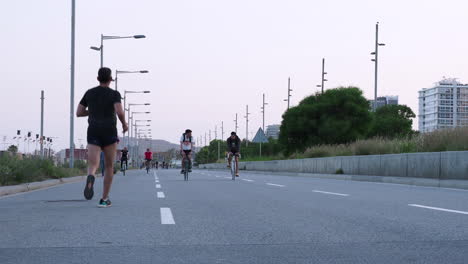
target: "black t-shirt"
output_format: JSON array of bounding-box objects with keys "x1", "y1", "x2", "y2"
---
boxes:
[
  {"x1": 79, "y1": 86, "x2": 121, "y2": 133},
  {"x1": 227, "y1": 136, "x2": 241, "y2": 151},
  {"x1": 121, "y1": 149, "x2": 128, "y2": 159}
]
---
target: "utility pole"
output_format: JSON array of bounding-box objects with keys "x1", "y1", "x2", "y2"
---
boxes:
[
  {"x1": 221, "y1": 121, "x2": 224, "y2": 140},
  {"x1": 209, "y1": 130, "x2": 211, "y2": 142},
  {"x1": 234, "y1": 114, "x2": 238, "y2": 134},
  {"x1": 40, "y1": 90, "x2": 45, "y2": 158},
  {"x1": 204, "y1": 132, "x2": 207, "y2": 146},
  {"x1": 244, "y1": 105, "x2": 250, "y2": 146},
  {"x1": 371, "y1": 22, "x2": 385, "y2": 111},
  {"x1": 215, "y1": 125, "x2": 218, "y2": 140},
  {"x1": 284, "y1": 77, "x2": 292, "y2": 110},
  {"x1": 261, "y1": 93, "x2": 268, "y2": 132},
  {"x1": 69, "y1": 0, "x2": 76, "y2": 168},
  {"x1": 320, "y1": 58, "x2": 327, "y2": 93}
]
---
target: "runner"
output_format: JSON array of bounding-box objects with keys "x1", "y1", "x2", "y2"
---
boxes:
[{"x1": 77, "y1": 67, "x2": 128, "y2": 208}]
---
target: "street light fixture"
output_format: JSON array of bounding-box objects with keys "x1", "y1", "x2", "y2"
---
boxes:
[
  {"x1": 90, "y1": 34, "x2": 146, "y2": 68},
  {"x1": 115, "y1": 70, "x2": 149, "y2": 91},
  {"x1": 370, "y1": 22, "x2": 386, "y2": 111},
  {"x1": 316, "y1": 58, "x2": 328, "y2": 93}
]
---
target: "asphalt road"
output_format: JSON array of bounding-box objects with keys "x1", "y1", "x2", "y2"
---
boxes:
[{"x1": 1, "y1": 168, "x2": 468, "y2": 264}]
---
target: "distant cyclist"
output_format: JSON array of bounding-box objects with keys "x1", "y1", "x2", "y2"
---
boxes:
[
  {"x1": 144, "y1": 148, "x2": 152, "y2": 169},
  {"x1": 120, "y1": 147, "x2": 129, "y2": 171},
  {"x1": 180, "y1": 129, "x2": 194, "y2": 174},
  {"x1": 227, "y1": 132, "x2": 241, "y2": 177},
  {"x1": 77, "y1": 67, "x2": 128, "y2": 208}
]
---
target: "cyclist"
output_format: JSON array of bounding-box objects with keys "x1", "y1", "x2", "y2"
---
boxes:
[
  {"x1": 77, "y1": 67, "x2": 128, "y2": 208},
  {"x1": 120, "y1": 147, "x2": 129, "y2": 171},
  {"x1": 180, "y1": 129, "x2": 194, "y2": 174},
  {"x1": 227, "y1": 132, "x2": 241, "y2": 177},
  {"x1": 144, "y1": 148, "x2": 152, "y2": 170}
]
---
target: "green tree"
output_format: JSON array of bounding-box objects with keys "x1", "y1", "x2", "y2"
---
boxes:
[
  {"x1": 7, "y1": 145, "x2": 18, "y2": 154},
  {"x1": 370, "y1": 104, "x2": 416, "y2": 138},
  {"x1": 279, "y1": 87, "x2": 372, "y2": 155}
]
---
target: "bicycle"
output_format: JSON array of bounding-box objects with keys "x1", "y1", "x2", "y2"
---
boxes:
[
  {"x1": 121, "y1": 161, "x2": 127, "y2": 176},
  {"x1": 182, "y1": 157, "x2": 190, "y2": 181},
  {"x1": 229, "y1": 153, "x2": 240, "y2": 180},
  {"x1": 146, "y1": 160, "x2": 151, "y2": 174}
]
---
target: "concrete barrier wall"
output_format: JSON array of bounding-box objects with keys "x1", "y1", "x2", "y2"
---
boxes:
[{"x1": 199, "y1": 151, "x2": 468, "y2": 180}]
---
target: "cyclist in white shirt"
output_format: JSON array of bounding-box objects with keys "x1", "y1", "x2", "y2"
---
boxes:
[{"x1": 180, "y1": 129, "x2": 194, "y2": 174}]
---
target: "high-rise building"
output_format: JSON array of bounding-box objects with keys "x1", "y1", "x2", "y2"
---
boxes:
[
  {"x1": 265, "y1": 124, "x2": 280, "y2": 139},
  {"x1": 418, "y1": 78, "x2": 468, "y2": 133},
  {"x1": 370, "y1": 96, "x2": 399, "y2": 109}
]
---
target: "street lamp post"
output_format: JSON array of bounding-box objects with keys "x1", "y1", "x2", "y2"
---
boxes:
[
  {"x1": 371, "y1": 22, "x2": 386, "y2": 111},
  {"x1": 126, "y1": 102, "x2": 150, "y2": 147},
  {"x1": 69, "y1": 0, "x2": 76, "y2": 168},
  {"x1": 316, "y1": 58, "x2": 328, "y2": 93},
  {"x1": 115, "y1": 70, "x2": 148, "y2": 91},
  {"x1": 284, "y1": 77, "x2": 292, "y2": 110},
  {"x1": 130, "y1": 112, "x2": 150, "y2": 163},
  {"x1": 244, "y1": 105, "x2": 250, "y2": 146},
  {"x1": 90, "y1": 34, "x2": 146, "y2": 68}
]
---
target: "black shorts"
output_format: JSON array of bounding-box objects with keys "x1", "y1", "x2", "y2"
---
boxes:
[
  {"x1": 87, "y1": 126, "x2": 119, "y2": 148},
  {"x1": 183, "y1": 150, "x2": 192, "y2": 155},
  {"x1": 145, "y1": 159, "x2": 152, "y2": 162},
  {"x1": 230, "y1": 148, "x2": 239, "y2": 155}
]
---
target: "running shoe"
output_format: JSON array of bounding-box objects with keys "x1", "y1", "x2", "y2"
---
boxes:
[
  {"x1": 97, "y1": 198, "x2": 112, "y2": 208},
  {"x1": 236, "y1": 173, "x2": 239, "y2": 177},
  {"x1": 180, "y1": 170, "x2": 185, "y2": 174},
  {"x1": 83, "y1": 175, "x2": 95, "y2": 200}
]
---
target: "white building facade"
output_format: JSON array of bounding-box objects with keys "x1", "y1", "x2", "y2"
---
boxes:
[{"x1": 418, "y1": 78, "x2": 468, "y2": 133}]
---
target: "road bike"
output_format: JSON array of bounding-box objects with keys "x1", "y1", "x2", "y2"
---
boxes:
[
  {"x1": 121, "y1": 161, "x2": 127, "y2": 176},
  {"x1": 146, "y1": 160, "x2": 151, "y2": 174},
  {"x1": 182, "y1": 157, "x2": 190, "y2": 181},
  {"x1": 229, "y1": 153, "x2": 240, "y2": 180}
]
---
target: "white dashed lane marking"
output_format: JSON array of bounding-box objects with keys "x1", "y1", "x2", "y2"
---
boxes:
[
  {"x1": 161, "y1": 208, "x2": 175, "y2": 224},
  {"x1": 408, "y1": 204, "x2": 468, "y2": 215},
  {"x1": 157, "y1": 192, "x2": 165, "y2": 198},
  {"x1": 266, "y1": 183, "x2": 285, "y2": 187},
  {"x1": 312, "y1": 190, "x2": 349, "y2": 197},
  {"x1": 156, "y1": 184, "x2": 161, "y2": 189}
]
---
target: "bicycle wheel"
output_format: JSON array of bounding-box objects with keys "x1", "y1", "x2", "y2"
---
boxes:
[{"x1": 231, "y1": 159, "x2": 235, "y2": 180}]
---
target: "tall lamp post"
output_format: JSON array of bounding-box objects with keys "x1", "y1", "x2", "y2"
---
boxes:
[
  {"x1": 90, "y1": 34, "x2": 146, "y2": 68},
  {"x1": 126, "y1": 103, "x2": 150, "y2": 146},
  {"x1": 69, "y1": 0, "x2": 76, "y2": 168},
  {"x1": 284, "y1": 77, "x2": 292, "y2": 110},
  {"x1": 316, "y1": 58, "x2": 328, "y2": 93},
  {"x1": 130, "y1": 112, "x2": 151, "y2": 163},
  {"x1": 370, "y1": 22, "x2": 386, "y2": 111}
]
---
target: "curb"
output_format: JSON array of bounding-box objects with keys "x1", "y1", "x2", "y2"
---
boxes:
[
  {"x1": 0, "y1": 175, "x2": 87, "y2": 197},
  {"x1": 200, "y1": 169, "x2": 468, "y2": 190}
]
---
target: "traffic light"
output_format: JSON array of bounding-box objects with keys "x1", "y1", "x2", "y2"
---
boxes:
[
  {"x1": 36, "y1": 134, "x2": 39, "y2": 139},
  {"x1": 17, "y1": 130, "x2": 20, "y2": 135},
  {"x1": 27, "y1": 132, "x2": 31, "y2": 137}
]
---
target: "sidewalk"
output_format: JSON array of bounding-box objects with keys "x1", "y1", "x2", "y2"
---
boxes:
[{"x1": 0, "y1": 175, "x2": 87, "y2": 197}]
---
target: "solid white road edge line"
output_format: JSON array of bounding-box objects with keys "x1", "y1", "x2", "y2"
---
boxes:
[
  {"x1": 408, "y1": 204, "x2": 468, "y2": 215},
  {"x1": 157, "y1": 192, "x2": 165, "y2": 198},
  {"x1": 241, "y1": 179, "x2": 254, "y2": 182},
  {"x1": 266, "y1": 183, "x2": 285, "y2": 187},
  {"x1": 161, "y1": 207, "x2": 175, "y2": 224},
  {"x1": 312, "y1": 190, "x2": 349, "y2": 196}
]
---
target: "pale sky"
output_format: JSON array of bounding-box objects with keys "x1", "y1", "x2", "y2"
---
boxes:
[{"x1": 1, "y1": 0, "x2": 467, "y2": 151}]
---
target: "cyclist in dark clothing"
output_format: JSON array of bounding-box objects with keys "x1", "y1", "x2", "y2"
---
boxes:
[
  {"x1": 77, "y1": 67, "x2": 128, "y2": 208},
  {"x1": 120, "y1": 147, "x2": 129, "y2": 170},
  {"x1": 226, "y1": 132, "x2": 241, "y2": 177}
]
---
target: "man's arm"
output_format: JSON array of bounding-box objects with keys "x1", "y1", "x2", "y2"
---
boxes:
[
  {"x1": 114, "y1": 102, "x2": 128, "y2": 133},
  {"x1": 76, "y1": 104, "x2": 89, "y2": 117}
]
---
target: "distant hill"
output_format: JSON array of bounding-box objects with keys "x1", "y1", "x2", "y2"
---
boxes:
[{"x1": 119, "y1": 138, "x2": 179, "y2": 152}]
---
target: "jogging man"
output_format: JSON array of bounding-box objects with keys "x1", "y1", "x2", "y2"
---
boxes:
[
  {"x1": 144, "y1": 148, "x2": 152, "y2": 169},
  {"x1": 120, "y1": 147, "x2": 129, "y2": 171},
  {"x1": 180, "y1": 129, "x2": 194, "y2": 174},
  {"x1": 227, "y1": 132, "x2": 241, "y2": 177},
  {"x1": 77, "y1": 67, "x2": 128, "y2": 208}
]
